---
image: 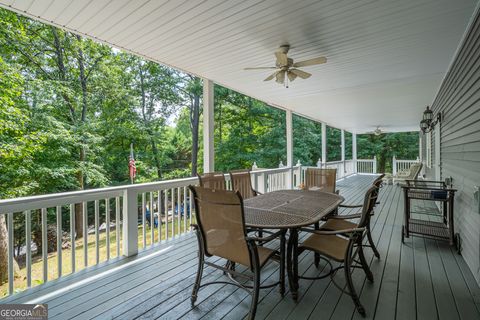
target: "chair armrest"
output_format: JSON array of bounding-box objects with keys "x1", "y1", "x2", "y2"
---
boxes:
[
  {"x1": 191, "y1": 224, "x2": 199, "y2": 230},
  {"x1": 339, "y1": 203, "x2": 363, "y2": 208},
  {"x1": 300, "y1": 227, "x2": 365, "y2": 235},
  {"x1": 327, "y1": 213, "x2": 362, "y2": 220},
  {"x1": 246, "y1": 229, "x2": 285, "y2": 243}
]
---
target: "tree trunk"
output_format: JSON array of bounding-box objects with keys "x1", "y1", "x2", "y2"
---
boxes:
[
  {"x1": 0, "y1": 214, "x2": 20, "y2": 284},
  {"x1": 150, "y1": 139, "x2": 162, "y2": 179},
  {"x1": 76, "y1": 34, "x2": 89, "y2": 238},
  {"x1": 190, "y1": 94, "x2": 201, "y2": 176},
  {"x1": 138, "y1": 62, "x2": 163, "y2": 179}
]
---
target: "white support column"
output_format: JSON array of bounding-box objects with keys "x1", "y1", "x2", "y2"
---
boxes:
[
  {"x1": 122, "y1": 188, "x2": 138, "y2": 257},
  {"x1": 286, "y1": 110, "x2": 293, "y2": 188},
  {"x1": 321, "y1": 123, "x2": 327, "y2": 166},
  {"x1": 419, "y1": 134, "x2": 422, "y2": 161},
  {"x1": 352, "y1": 133, "x2": 357, "y2": 173},
  {"x1": 203, "y1": 79, "x2": 214, "y2": 173},
  {"x1": 341, "y1": 130, "x2": 345, "y2": 162},
  {"x1": 286, "y1": 110, "x2": 293, "y2": 167},
  {"x1": 341, "y1": 129, "x2": 345, "y2": 175}
]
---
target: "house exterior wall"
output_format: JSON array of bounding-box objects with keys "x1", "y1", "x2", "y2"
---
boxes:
[{"x1": 423, "y1": 6, "x2": 480, "y2": 284}]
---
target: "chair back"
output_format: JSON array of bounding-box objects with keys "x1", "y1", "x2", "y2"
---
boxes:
[
  {"x1": 357, "y1": 185, "x2": 380, "y2": 229},
  {"x1": 304, "y1": 168, "x2": 337, "y2": 193},
  {"x1": 189, "y1": 186, "x2": 252, "y2": 268},
  {"x1": 229, "y1": 169, "x2": 256, "y2": 199},
  {"x1": 408, "y1": 163, "x2": 423, "y2": 179},
  {"x1": 197, "y1": 172, "x2": 227, "y2": 190}
]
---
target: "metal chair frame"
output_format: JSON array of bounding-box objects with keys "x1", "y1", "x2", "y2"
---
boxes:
[
  {"x1": 189, "y1": 186, "x2": 286, "y2": 320},
  {"x1": 295, "y1": 185, "x2": 379, "y2": 317}
]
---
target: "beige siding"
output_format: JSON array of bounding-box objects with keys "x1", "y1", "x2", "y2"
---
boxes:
[{"x1": 425, "y1": 6, "x2": 480, "y2": 284}]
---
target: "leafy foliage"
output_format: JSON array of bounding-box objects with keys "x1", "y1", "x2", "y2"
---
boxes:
[{"x1": 357, "y1": 132, "x2": 419, "y2": 173}]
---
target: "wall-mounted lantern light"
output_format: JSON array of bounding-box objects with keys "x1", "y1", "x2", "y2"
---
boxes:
[{"x1": 420, "y1": 106, "x2": 441, "y2": 133}]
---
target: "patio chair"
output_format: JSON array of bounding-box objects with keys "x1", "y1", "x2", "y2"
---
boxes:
[
  {"x1": 393, "y1": 162, "x2": 423, "y2": 185},
  {"x1": 320, "y1": 175, "x2": 384, "y2": 259},
  {"x1": 229, "y1": 169, "x2": 261, "y2": 199},
  {"x1": 189, "y1": 186, "x2": 286, "y2": 320},
  {"x1": 304, "y1": 168, "x2": 339, "y2": 266},
  {"x1": 197, "y1": 171, "x2": 227, "y2": 190},
  {"x1": 304, "y1": 168, "x2": 338, "y2": 193},
  {"x1": 295, "y1": 185, "x2": 379, "y2": 317}
]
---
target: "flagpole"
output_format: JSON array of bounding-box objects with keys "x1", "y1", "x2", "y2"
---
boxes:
[{"x1": 130, "y1": 143, "x2": 135, "y2": 184}]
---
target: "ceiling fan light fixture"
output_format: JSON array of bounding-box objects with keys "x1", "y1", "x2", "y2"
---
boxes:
[{"x1": 244, "y1": 45, "x2": 326, "y2": 87}]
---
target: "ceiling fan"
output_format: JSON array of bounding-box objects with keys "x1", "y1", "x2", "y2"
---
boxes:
[
  {"x1": 244, "y1": 45, "x2": 327, "y2": 87},
  {"x1": 366, "y1": 126, "x2": 384, "y2": 136}
]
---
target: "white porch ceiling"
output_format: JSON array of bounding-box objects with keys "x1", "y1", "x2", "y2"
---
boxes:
[{"x1": 1, "y1": 0, "x2": 477, "y2": 133}]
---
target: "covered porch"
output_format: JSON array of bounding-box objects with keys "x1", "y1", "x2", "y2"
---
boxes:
[
  {"x1": 1, "y1": 174, "x2": 479, "y2": 320},
  {"x1": 1, "y1": 1, "x2": 480, "y2": 319}
]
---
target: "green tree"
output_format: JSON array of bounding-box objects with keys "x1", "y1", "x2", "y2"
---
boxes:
[{"x1": 357, "y1": 132, "x2": 419, "y2": 173}]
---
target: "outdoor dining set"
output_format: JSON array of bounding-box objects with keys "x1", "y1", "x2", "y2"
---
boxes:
[{"x1": 189, "y1": 169, "x2": 385, "y2": 319}]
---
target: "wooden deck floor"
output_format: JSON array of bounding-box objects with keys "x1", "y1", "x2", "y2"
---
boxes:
[{"x1": 2, "y1": 174, "x2": 480, "y2": 320}]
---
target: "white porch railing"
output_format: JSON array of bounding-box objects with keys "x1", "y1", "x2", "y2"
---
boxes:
[
  {"x1": 0, "y1": 161, "x2": 375, "y2": 298},
  {"x1": 392, "y1": 156, "x2": 420, "y2": 175},
  {"x1": 0, "y1": 177, "x2": 197, "y2": 296},
  {"x1": 357, "y1": 157, "x2": 377, "y2": 174}
]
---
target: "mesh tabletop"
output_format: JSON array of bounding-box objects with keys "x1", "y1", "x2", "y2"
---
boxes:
[{"x1": 243, "y1": 190, "x2": 344, "y2": 229}]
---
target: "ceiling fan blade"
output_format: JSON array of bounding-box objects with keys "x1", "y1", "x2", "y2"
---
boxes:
[
  {"x1": 264, "y1": 71, "x2": 278, "y2": 81},
  {"x1": 244, "y1": 67, "x2": 277, "y2": 70},
  {"x1": 290, "y1": 69, "x2": 311, "y2": 79},
  {"x1": 275, "y1": 51, "x2": 288, "y2": 66},
  {"x1": 293, "y1": 56, "x2": 327, "y2": 68},
  {"x1": 276, "y1": 70, "x2": 286, "y2": 84},
  {"x1": 287, "y1": 71, "x2": 297, "y2": 82}
]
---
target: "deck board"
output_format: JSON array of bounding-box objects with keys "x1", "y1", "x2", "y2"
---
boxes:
[{"x1": 2, "y1": 174, "x2": 479, "y2": 320}]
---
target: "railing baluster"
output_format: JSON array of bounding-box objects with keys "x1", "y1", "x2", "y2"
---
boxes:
[
  {"x1": 83, "y1": 202, "x2": 88, "y2": 267},
  {"x1": 70, "y1": 204, "x2": 75, "y2": 273},
  {"x1": 183, "y1": 186, "x2": 187, "y2": 234},
  {"x1": 150, "y1": 191, "x2": 154, "y2": 245},
  {"x1": 164, "y1": 189, "x2": 168, "y2": 241},
  {"x1": 115, "y1": 196, "x2": 120, "y2": 257},
  {"x1": 41, "y1": 208, "x2": 48, "y2": 283},
  {"x1": 142, "y1": 192, "x2": 146, "y2": 249},
  {"x1": 177, "y1": 187, "x2": 181, "y2": 236},
  {"x1": 56, "y1": 205, "x2": 62, "y2": 277},
  {"x1": 171, "y1": 188, "x2": 175, "y2": 238},
  {"x1": 157, "y1": 190, "x2": 162, "y2": 243},
  {"x1": 189, "y1": 189, "x2": 193, "y2": 231},
  {"x1": 95, "y1": 200, "x2": 99, "y2": 264},
  {"x1": 25, "y1": 210, "x2": 32, "y2": 287},
  {"x1": 106, "y1": 198, "x2": 110, "y2": 261},
  {"x1": 7, "y1": 212, "x2": 14, "y2": 295}
]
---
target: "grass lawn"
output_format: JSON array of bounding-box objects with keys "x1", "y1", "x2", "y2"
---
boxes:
[{"x1": 1, "y1": 217, "x2": 193, "y2": 298}]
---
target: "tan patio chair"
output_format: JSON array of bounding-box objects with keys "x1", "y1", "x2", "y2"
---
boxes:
[
  {"x1": 304, "y1": 168, "x2": 339, "y2": 266},
  {"x1": 229, "y1": 169, "x2": 260, "y2": 200},
  {"x1": 393, "y1": 162, "x2": 423, "y2": 184},
  {"x1": 197, "y1": 171, "x2": 227, "y2": 190},
  {"x1": 304, "y1": 168, "x2": 337, "y2": 193},
  {"x1": 189, "y1": 186, "x2": 286, "y2": 320},
  {"x1": 295, "y1": 185, "x2": 379, "y2": 317},
  {"x1": 320, "y1": 174, "x2": 384, "y2": 259}
]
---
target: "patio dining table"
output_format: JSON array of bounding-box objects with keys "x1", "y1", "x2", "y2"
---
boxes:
[{"x1": 243, "y1": 189, "x2": 344, "y2": 299}]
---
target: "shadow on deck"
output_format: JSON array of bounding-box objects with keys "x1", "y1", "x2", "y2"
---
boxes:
[{"x1": 2, "y1": 174, "x2": 479, "y2": 320}]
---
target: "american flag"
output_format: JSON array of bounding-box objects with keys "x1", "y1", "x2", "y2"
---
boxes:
[{"x1": 129, "y1": 143, "x2": 136, "y2": 184}]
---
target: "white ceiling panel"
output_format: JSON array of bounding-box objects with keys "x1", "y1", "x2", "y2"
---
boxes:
[{"x1": 0, "y1": 0, "x2": 477, "y2": 133}]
